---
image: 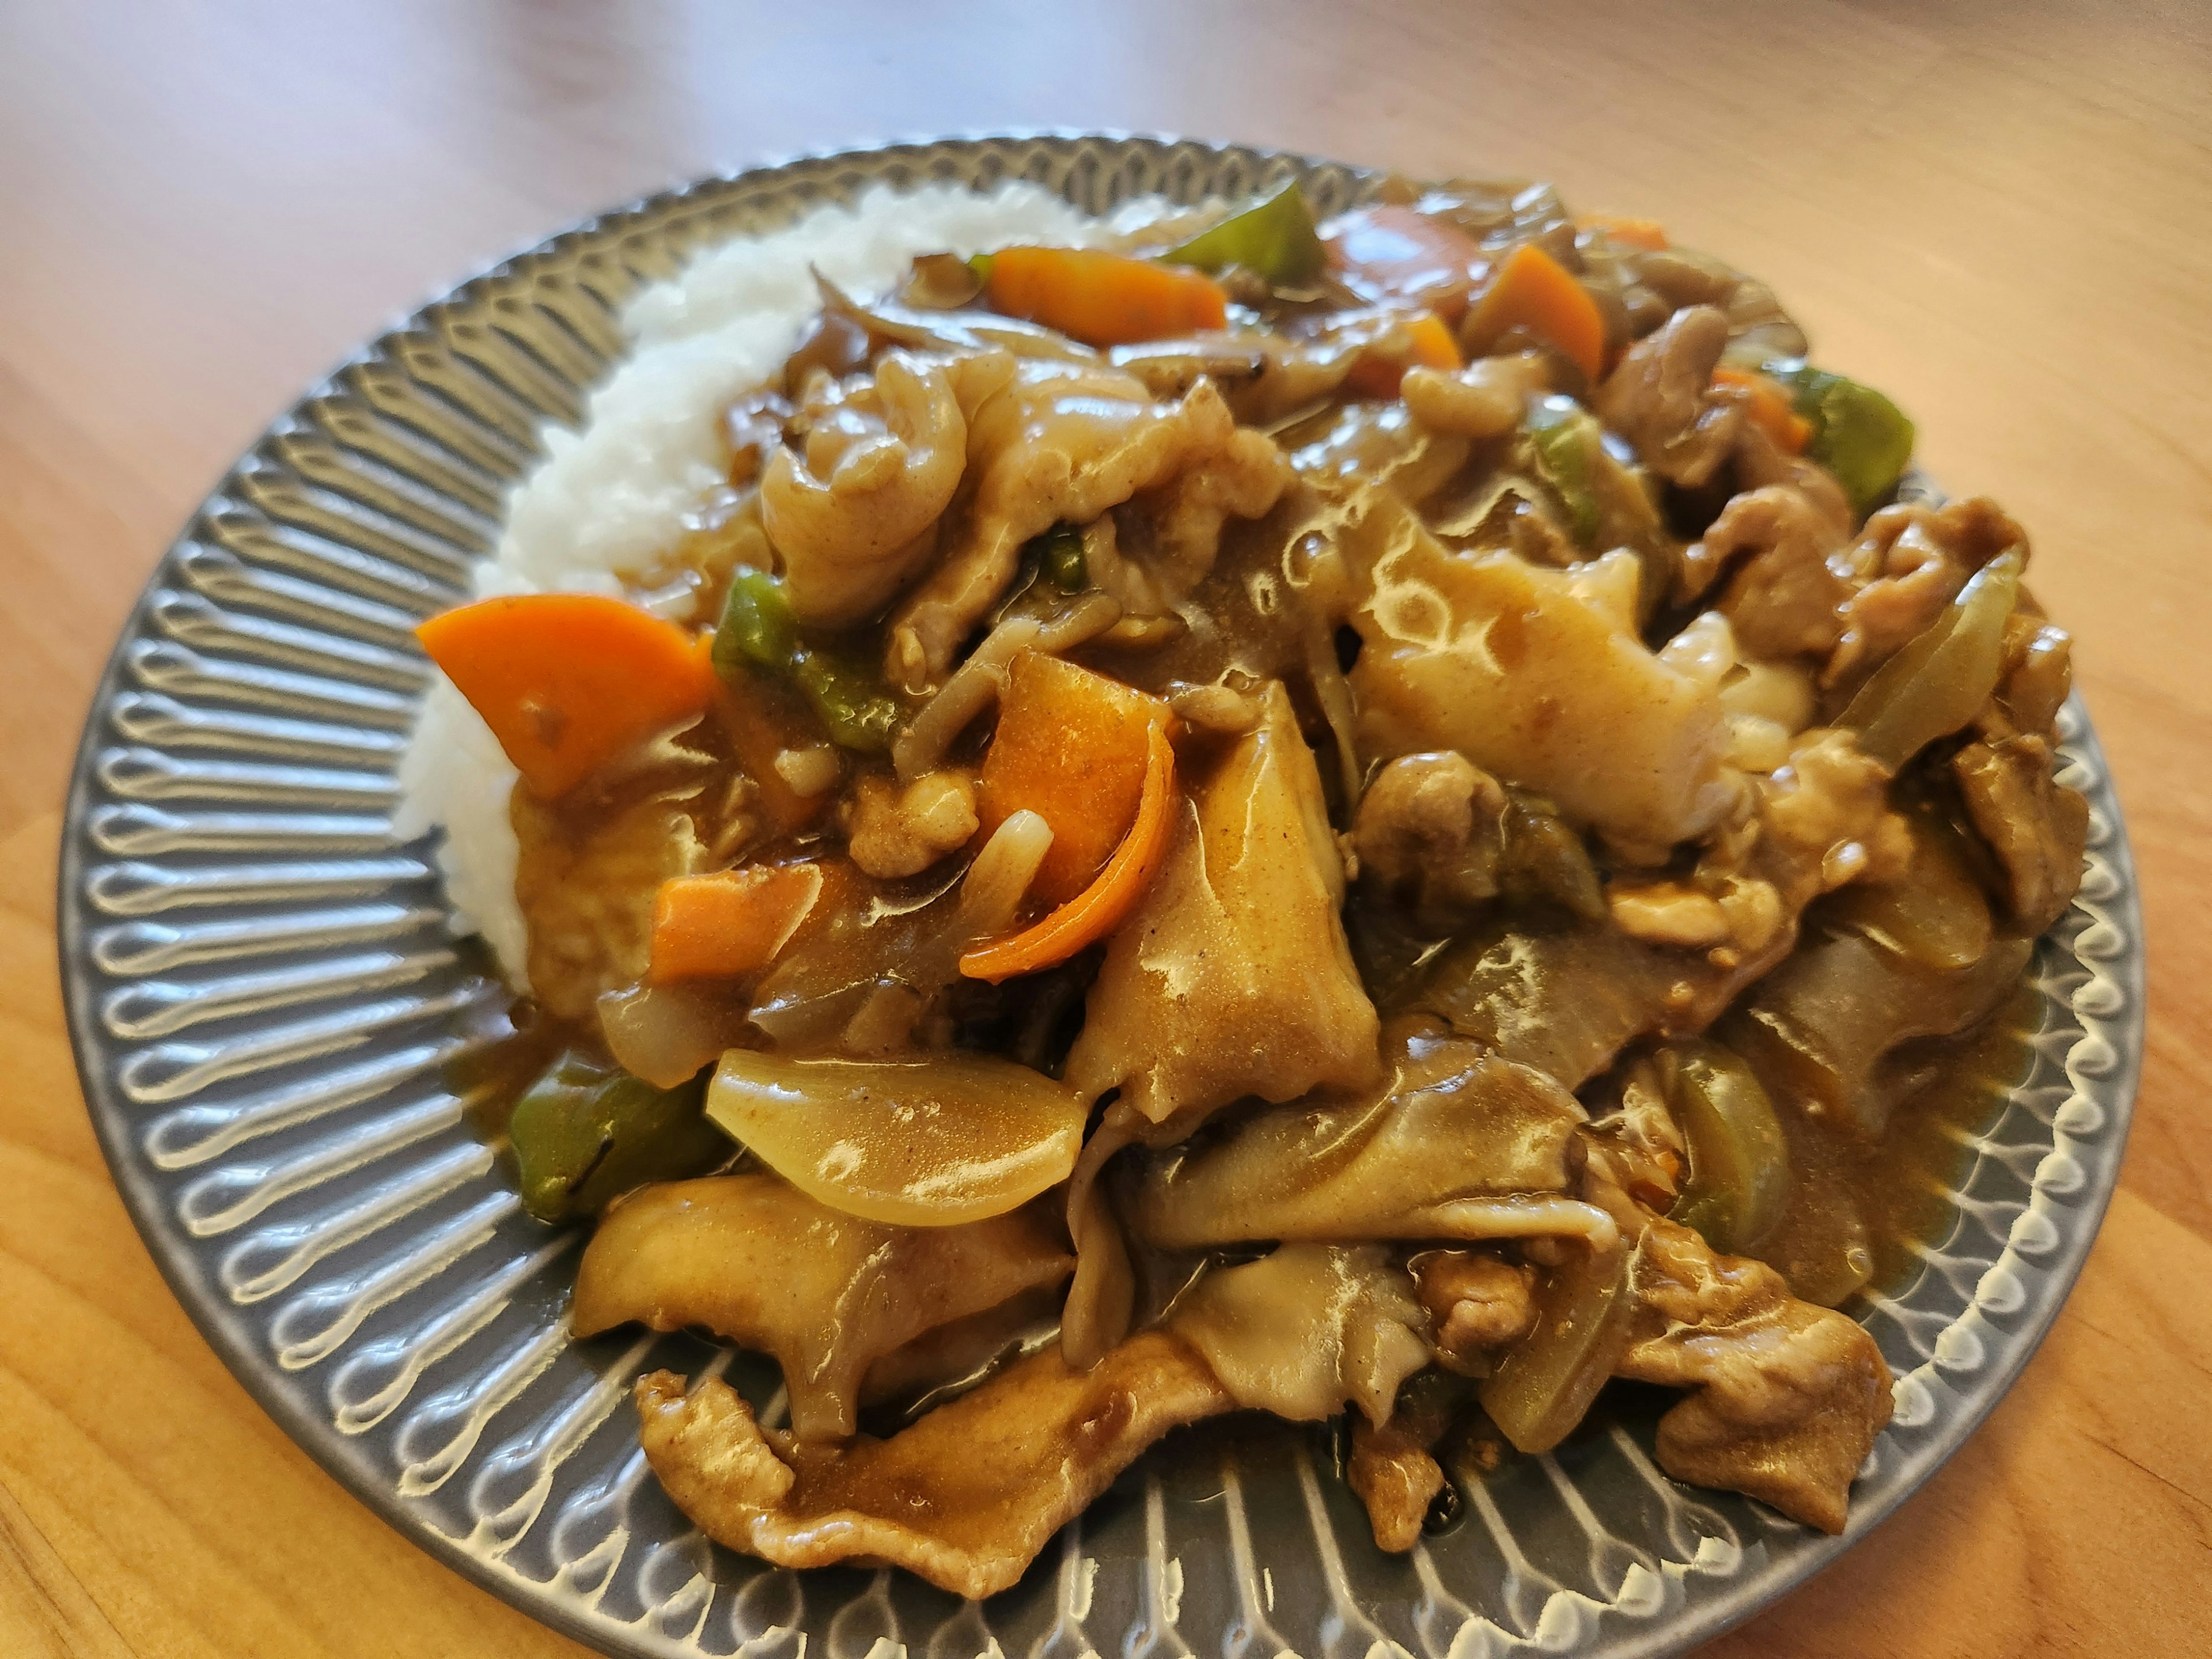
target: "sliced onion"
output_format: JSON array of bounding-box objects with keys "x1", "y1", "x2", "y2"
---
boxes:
[{"x1": 706, "y1": 1050, "x2": 1085, "y2": 1226}]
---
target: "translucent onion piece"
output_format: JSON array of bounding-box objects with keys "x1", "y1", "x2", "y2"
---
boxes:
[
  {"x1": 1479, "y1": 1240, "x2": 1637, "y2": 1454},
  {"x1": 1839, "y1": 550, "x2": 2021, "y2": 770},
  {"x1": 1665, "y1": 1040, "x2": 1789, "y2": 1254},
  {"x1": 706, "y1": 1051, "x2": 1085, "y2": 1226}
]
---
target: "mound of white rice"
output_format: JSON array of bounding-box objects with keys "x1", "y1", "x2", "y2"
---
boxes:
[{"x1": 396, "y1": 181, "x2": 1133, "y2": 986}]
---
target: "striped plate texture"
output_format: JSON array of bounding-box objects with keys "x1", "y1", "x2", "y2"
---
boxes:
[{"x1": 56, "y1": 133, "x2": 2144, "y2": 1659}]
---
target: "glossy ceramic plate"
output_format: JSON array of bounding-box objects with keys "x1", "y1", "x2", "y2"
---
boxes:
[{"x1": 58, "y1": 133, "x2": 2143, "y2": 1659}]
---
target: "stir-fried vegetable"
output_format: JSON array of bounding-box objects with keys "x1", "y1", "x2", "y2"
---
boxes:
[
  {"x1": 1462, "y1": 243, "x2": 1607, "y2": 383},
  {"x1": 1665, "y1": 1040, "x2": 1789, "y2": 1253},
  {"x1": 699, "y1": 639, "x2": 819, "y2": 832},
  {"x1": 961, "y1": 721, "x2": 1178, "y2": 982},
  {"x1": 1034, "y1": 522, "x2": 1089, "y2": 593},
  {"x1": 510, "y1": 1051, "x2": 725, "y2": 1224},
  {"x1": 1578, "y1": 213, "x2": 1669, "y2": 252},
  {"x1": 975, "y1": 652, "x2": 1171, "y2": 904},
  {"x1": 1162, "y1": 181, "x2": 1327, "y2": 288},
  {"x1": 1712, "y1": 366, "x2": 1811, "y2": 454},
  {"x1": 1524, "y1": 395, "x2": 1605, "y2": 546},
  {"x1": 1325, "y1": 204, "x2": 1488, "y2": 316},
  {"x1": 982, "y1": 246, "x2": 1228, "y2": 347},
  {"x1": 704, "y1": 1051, "x2": 1086, "y2": 1226},
  {"x1": 418, "y1": 593, "x2": 714, "y2": 798},
  {"x1": 713, "y1": 569, "x2": 904, "y2": 751},
  {"x1": 1479, "y1": 1240, "x2": 1638, "y2": 1453},
  {"x1": 647, "y1": 863, "x2": 824, "y2": 984},
  {"x1": 1839, "y1": 550, "x2": 2023, "y2": 769},
  {"x1": 1344, "y1": 312, "x2": 1463, "y2": 399},
  {"x1": 1767, "y1": 363, "x2": 1915, "y2": 520}
]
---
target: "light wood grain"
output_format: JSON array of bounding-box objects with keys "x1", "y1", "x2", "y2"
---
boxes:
[{"x1": 2, "y1": 2, "x2": 2206, "y2": 1654}]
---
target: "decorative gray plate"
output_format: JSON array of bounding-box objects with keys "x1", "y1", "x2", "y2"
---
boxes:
[{"x1": 57, "y1": 133, "x2": 2143, "y2": 1659}]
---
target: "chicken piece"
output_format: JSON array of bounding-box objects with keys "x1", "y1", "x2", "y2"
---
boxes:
[
  {"x1": 633, "y1": 1329, "x2": 1229, "y2": 1600},
  {"x1": 1595, "y1": 305, "x2": 1745, "y2": 487},
  {"x1": 1064, "y1": 680, "x2": 1380, "y2": 1127},
  {"x1": 1828, "y1": 497, "x2": 2025, "y2": 684},
  {"x1": 1167, "y1": 1244, "x2": 1431, "y2": 1426},
  {"x1": 1992, "y1": 614, "x2": 2074, "y2": 738},
  {"x1": 1402, "y1": 355, "x2": 1549, "y2": 442},
  {"x1": 1350, "y1": 493, "x2": 1735, "y2": 849},
  {"x1": 1698, "y1": 487, "x2": 1855, "y2": 661},
  {"x1": 1128, "y1": 1039, "x2": 1606, "y2": 1251},
  {"x1": 512, "y1": 787, "x2": 710, "y2": 1021},
  {"x1": 764, "y1": 350, "x2": 1014, "y2": 628},
  {"x1": 1351, "y1": 751, "x2": 1509, "y2": 911},
  {"x1": 1728, "y1": 417, "x2": 1855, "y2": 537},
  {"x1": 1953, "y1": 734, "x2": 2089, "y2": 935},
  {"x1": 1347, "y1": 1374, "x2": 1461, "y2": 1552},
  {"x1": 1615, "y1": 1213, "x2": 1893, "y2": 1535},
  {"x1": 1112, "y1": 424, "x2": 1293, "y2": 601},
  {"x1": 573, "y1": 1176, "x2": 1072, "y2": 1441},
  {"x1": 885, "y1": 362, "x2": 1273, "y2": 689},
  {"x1": 1412, "y1": 1249, "x2": 1539, "y2": 1376},
  {"x1": 840, "y1": 769, "x2": 978, "y2": 878}
]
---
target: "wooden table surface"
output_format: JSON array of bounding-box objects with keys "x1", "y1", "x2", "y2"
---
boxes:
[{"x1": 3, "y1": 2, "x2": 2207, "y2": 1654}]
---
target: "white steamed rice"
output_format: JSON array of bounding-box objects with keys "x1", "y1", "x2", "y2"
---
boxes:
[{"x1": 396, "y1": 181, "x2": 1140, "y2": 987}]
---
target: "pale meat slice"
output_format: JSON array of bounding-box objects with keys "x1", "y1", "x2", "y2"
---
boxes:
[
  {"x1": 1594, "y1": 305, "x2": 1744, "y2": 488},
  {"x1": 1616, "y1": 1213, "x2": 1894, "y2": 1534},
  {"x1": 573, "y1": 1175, "x2": 1071, "y2": 1441},
  {"x1": 632, "y1": 1330, "x2": 1230, "y2": 1600},
  {"x1": 1128, "y1": 1040, "x2": 1607, "y2": 1251},
  {"x1": 1347, "y1": 491, "x2": 1734, "y2": 850},
  {"x1": 884, "y1": 361, "x2": 1281, "y2": 690},
  {"x1": 1347, "y1": 1375, "x2": 1461, "y2": 1552},
  {"x1": 1064, "y1": 679, "x2": 1380, "y2": 1127}
]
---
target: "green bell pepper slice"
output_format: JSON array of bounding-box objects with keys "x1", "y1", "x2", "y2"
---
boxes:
[
  {"x1": 1162, "y1": 182, "x2": 1326, "y2": 288},
  {"x1": 1768, "y1": 363, "x2": 1916, "y2": 521},
  {"x1": 510, "y1": 1051, "x2": 725, "y2": 1224}
]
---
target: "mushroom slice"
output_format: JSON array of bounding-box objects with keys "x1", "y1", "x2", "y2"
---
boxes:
[{"x1": 573, "y1": 1175, "x2": 1071, "y2": 1441}]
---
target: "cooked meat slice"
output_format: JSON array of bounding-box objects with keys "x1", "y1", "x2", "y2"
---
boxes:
[
  {"x1": 1128, "y1": 1039, "x2": 1604, "y2": 1251},
  {"x1": 1596, "y1": 305, "x2": 1745, "y2": 487},
  {"x1": 1351, "y1": 751, "x2": 1508, "y2": 910},
  {"x1": 764, "y1": 351, "x2": 1011, "y2": 628},
  {"x1": 1065, "y1": 680, "x2": 1379, "y2": 1128},
  {"x1": 1697, "y1": 486, "x2": 1855, "y2": 660},
  {"x1": 1615, "y1": 1213, "x2": 1893, "y2": 1534},
  {"x1": 632, "y1": 1329, "x2": 1230, "y2": 1600},
  {"x1": 1402, "y1": 355, "x2": 1549, "y2": 442},
  {"x1": 1112, "y1": 424, "x2": 1292, "y2": 602},
  {"x1": 885, "y1": 363, "x2": 1275, "y2": 690},
  {"x1": 1828, "y1": 497, "x2": 2025, "y2": 683},
  {"x1": 1348, "y1": 1374, "x2": 1462, "y2": 1552},
  {"x1": 1953, "y1": 734, "x2": 2089, "y2": 934},
  {"x1": 1993, "y1": 614, "x2": 2074, "y2": 737},
  {"x1": 573, "y1": 1176, "x2": 1073, "y2": 1441},
  {"x1": 1167, "y1": 1244, "x2": 1431, "y2": 1425},
  {"x1": 840, "y1": 769, "x2": 978, "y2": 878},
  {"x1": 1412, "y1": 1249, "x2": 1539, "y2": 1376}
]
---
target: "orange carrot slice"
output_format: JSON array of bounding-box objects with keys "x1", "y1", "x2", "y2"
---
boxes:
[
  {"x1": 960, "y1": 722, "x2": 1177, "y2": 983},
  {"x1": 1578, "y1": 213, "x2": 1669, "y2": 252},
  {"x1": 984, "y1": 247, "x2": 1228, "y2": 346},
  {"x1": 1324, "y1": 206, "x2": 1490, "y2": 320},
  {"x1": 1713, "y1": 367, "x2": 1813, "y2": 454},
  {"x1": 1461, "y1": 243, "x2": 1607, "y2": 384},
  {"x1": 416, "y1": 593, "x2": 713, "y2": 798},
  {"x1": 647, "y1": 863, "x2": 824, "y2": 984},
  {"x1": 974, "y1": 652, "x2": 1170, "y2": 904},
  {"x1": 1344, "y1": 310, "x2": 1463, "y2": 398}
]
